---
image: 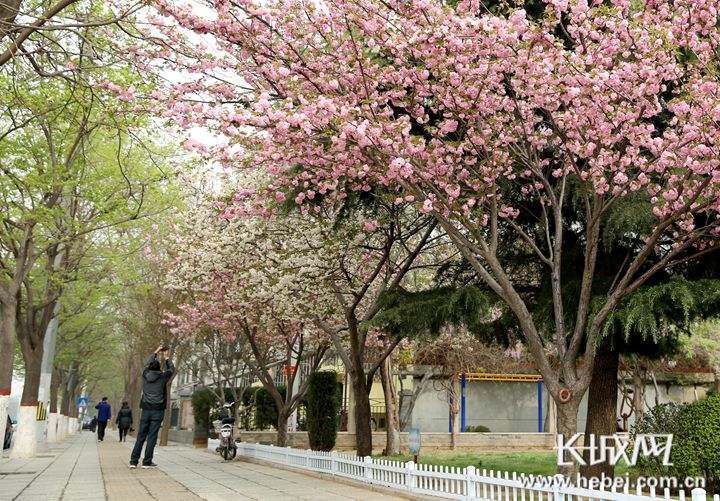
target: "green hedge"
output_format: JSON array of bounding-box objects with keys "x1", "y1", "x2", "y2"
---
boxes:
[
  {"x1": 633, "y1": 395, "x2": 720, "y2": 493},
  {"x1": 191, "y1": 388, "x2": 216, "y2": 432},
  {"x1": 306, "y1": 371, "x2": 339, "y2": 451},
  {"x1": 239, "y1": 386, "x2": 286, "y2": 430},
  {"x1": 674, "y1": 394, "x2": 720, "y2": 493}
]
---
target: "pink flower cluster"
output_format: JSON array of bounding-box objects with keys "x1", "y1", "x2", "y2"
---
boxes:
[{"x1": 144, "y1": 0, "x2": 720, "y2": 244}]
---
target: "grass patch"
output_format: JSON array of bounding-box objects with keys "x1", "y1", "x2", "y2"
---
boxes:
[{"x1": 374, "y1": 451, "x2": 632, "y2": 477}]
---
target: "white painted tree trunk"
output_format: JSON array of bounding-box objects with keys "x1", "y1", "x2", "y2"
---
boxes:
[
  {"x1": 47, "y1": 413, "x2": 58, "y2": 442},
  {"x1": 57, "y1": 415, "x2": 66, "y2": 441},
  {"x1": 0, "y1": 394, "x2": 8, "y2": 453},
  {"x1": 68, "y1": 417, "x2": 77, "y2": 435},
  {"x1": 61, "y1": 415, "x2": 69, "y2": 439},
  {"x1": 10, "y1": 406, "x2": 38, "y2": 458}
]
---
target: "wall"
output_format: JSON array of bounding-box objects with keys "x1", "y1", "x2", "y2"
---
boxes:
[
  {"x1": 409, "y1": 377, "x2": 712, "y2": 433},
  {"x1": 410, "y1": 380, "x2": 589, "y2": 433},
  {"x1": 169, "y1": 428, "x2": 194, "y2": 445},
  {"x1": 235, "y1": 431, "x2": 556, "y2": 453}
]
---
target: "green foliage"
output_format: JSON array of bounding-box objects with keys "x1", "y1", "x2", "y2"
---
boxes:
[
  {"x1": 464, "y1": 425, "x2": 490, "y2": 432},
  {"x1": 674, "y1": 395, "x2": 720, "y2": 493},
  {"x1": 681, "y1": 321, "x2": 720, "y2": 369},
  {"x1": 191, "y1": 388, "x2": 217, "y2": 432},
  {"x1": 602, "y1": 193, "x2": 657, "y2": 252},
  {"x1": 306, "y1": 371, "x2": 339, "y2": 451},
  {"x1": 254, "y1": 386, "x2": 285, "y2": 430},
  {"x1": 601, "y1": 278, "x2": 720, "y2": 343},
  {"x1": 373, "y1": 285, "x2": 498, "y2": 340},
  {"x1": 632, "y1": 403, "x2": 686, "y2": 477}
]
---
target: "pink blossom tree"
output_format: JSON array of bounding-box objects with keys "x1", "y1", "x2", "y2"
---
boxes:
[
  {"x1": 162, "y1": 189, "x2": 335, "y2": 446},
  {"x1": 164, "y1": 172, "x2": 446, "y2": 453},
  {"x1": 146, "y1": 0, "x2": 720, "y2": 470}
]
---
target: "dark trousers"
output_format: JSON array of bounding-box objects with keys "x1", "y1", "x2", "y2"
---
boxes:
[
  {"x1": 97, "y1": 421, "x2": 108, "y2": 441},
  {"x1": 119, "y1": 427, "x2": 130, "y2": 442},
  {"x1": 130, "y1": 409, "x2": 164, "y2": 465}
]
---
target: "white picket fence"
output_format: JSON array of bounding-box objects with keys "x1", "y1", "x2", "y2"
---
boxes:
[{"x1": 211, "y1": 440, "x2": 718, "y2": 501}]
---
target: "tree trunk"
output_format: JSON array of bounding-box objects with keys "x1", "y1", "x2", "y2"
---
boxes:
[
  {"x1": 450, "y1": 409, "x2": 459, "y2": 451},
  {"x1": 449, "y1": 375, "x2": 461, "y2": 451},
  {"x1": 0, "y1": 297, "x2": 17, "y2": 449},
  {"x1": 276, "y1": 409, "x2": 289, "y2": 447},
  {"x1": 350, "y1": 365, "x2": 373, "y2": 456},
  {"x1": 160, "y1": 402, "x2": 172, "y2": 446},
  {"x1": 581, "y1": 338, "x2": 619, "y2": 480},
  {"x1": 159, "y1": 370, "x2": 177, "y2": 446},
  {"x1": 63, "y1": 369, "x2": 78, "y2": 415},
  {"x1": 68, "y1": 383, "x2": 81, "y2": 436},
  {"x1": 47, "y1": 367, "x2": 62, "y2": 443},
  {"x1": 380, "y1": 354, "x2": 400, "y2": 455},
  {"x1": 0, "y1": 0, "x2": 22, "y2": 33},
  {"x1": 19, "y1": 348, "x2": 43, "y2": 406},
  {"x1": 125, "y1": 352, "x2": 143, "y2": 438},
  {"x1": 399, "y1": 369, "x2": 432, "y2": 431},
  {"x1": 555, "y1": 396, "x2": 582, "y2": 478},
  {"x1": 632, "y1": 367, "x2": 646, "y2": 425},
  {"x1": 50, "y1": 367, "x2": 61, "y2": 412},
  {"x1": 11, "y1": 353, "x2": 42, "y2": 458}
]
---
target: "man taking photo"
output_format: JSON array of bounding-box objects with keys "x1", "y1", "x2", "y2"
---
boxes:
[{"x1": 129, "y1": 345, "x2": 174, "y2": 469}]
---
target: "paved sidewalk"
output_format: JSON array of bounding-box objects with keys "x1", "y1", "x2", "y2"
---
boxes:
[
  {"x1": 1, "y1": 433, "x2": 408, "y2": 501},
  {"x1": 150, "y1": 442, "x2": 406, "y2": 500},
  {"x1": 0, "y1": 433, "x2": 104, "y2": 501}
]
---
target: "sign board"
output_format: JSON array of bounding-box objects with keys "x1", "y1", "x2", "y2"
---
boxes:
[
  {"x1": 408, "y1": 427, "x2": 421, "y2": 455},
  {"x1": 77, "y1": 397, "x2": 89, "y2": 408}
]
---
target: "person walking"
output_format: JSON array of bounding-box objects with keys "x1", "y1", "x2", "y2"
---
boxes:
[
  {"x1": 95, "y1": 397, "x2": 112, "y2": 442},
  {"x1": 129, "y1": 345, "x2": 174, "y2": 469},
  {"x1": 116, "y1": 401, "x2": 133, "y2": 442}
]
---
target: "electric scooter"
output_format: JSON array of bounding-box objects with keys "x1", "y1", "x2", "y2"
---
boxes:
[{"x1": 213, "y1": 402, "x2": 237, "y2": 461}]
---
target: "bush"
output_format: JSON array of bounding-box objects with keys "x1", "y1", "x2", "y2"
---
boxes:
[
  {"x1": 674, "y1": 394, "x2": 720, "y2": 493},
  {"x1": 632, "y1": 402, "x2": 686, "y2": 477},
  {"x1": 191, "y1": 388, "x2": 216, "y2": 433},
  {"x1": 464, "y1": 425, "x2": 490, "y2": 432},
  {"x1": 254, "y1": 386, "x2": 285, "y2": 430},
  {"x1": 306, "y1": 371, "x2": 339, "y2": 451}
]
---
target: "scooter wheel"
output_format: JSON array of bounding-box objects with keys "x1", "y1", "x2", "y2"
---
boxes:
[{"x1": 223, "y1": 446, "x2": 236, "y2": 460}]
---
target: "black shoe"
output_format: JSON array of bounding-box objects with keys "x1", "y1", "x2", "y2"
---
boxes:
[{"x1": 141, "y1": 462, "x2": 158, "y2": 469}]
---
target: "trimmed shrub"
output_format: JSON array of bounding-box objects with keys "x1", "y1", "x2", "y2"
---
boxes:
[
  {"x1": 674, "y1": 395, "x2": 720, "y2": 493},
  {"x1": 306, "y1": 371, "x2": 339, "y2": 451},
  {"x1": 464, "y1": 425, "x2": 491, "y2": 432},
  {"x1": 191, "y1": 388, "x2": 216, "y2": 433}
]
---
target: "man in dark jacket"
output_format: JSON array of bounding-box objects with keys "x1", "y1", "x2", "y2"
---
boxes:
[
  {"x1": 95, "y1": 397, "x2": 112, "y2": 442},
  {"x1": 129, "y1": 345, "x2": 174, "y2": 469}
]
